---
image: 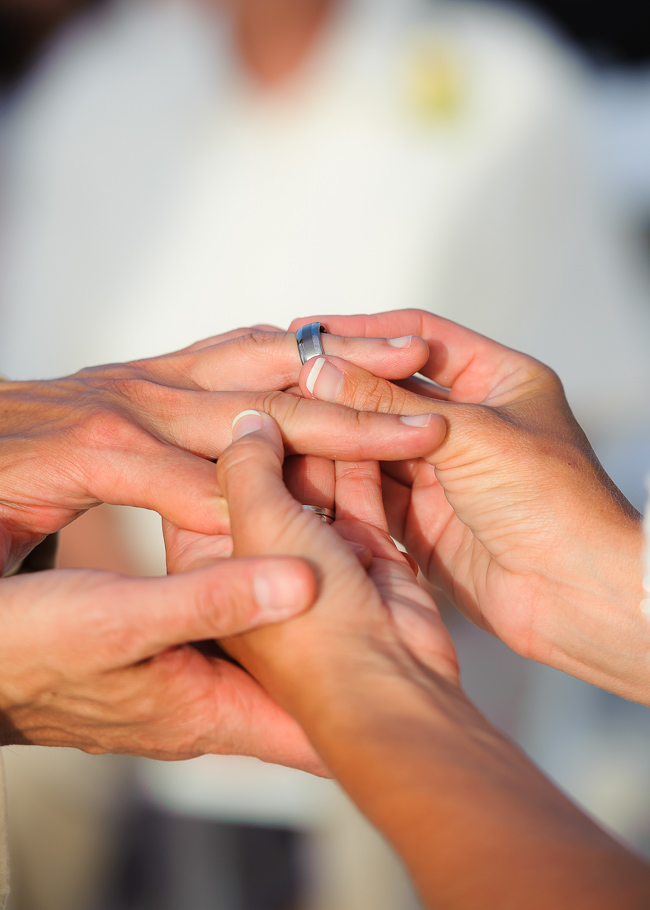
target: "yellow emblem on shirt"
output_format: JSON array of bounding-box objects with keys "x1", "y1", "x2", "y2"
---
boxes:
[{"x1": 404, "y1": 39, "x2": 464, "y2": 123}]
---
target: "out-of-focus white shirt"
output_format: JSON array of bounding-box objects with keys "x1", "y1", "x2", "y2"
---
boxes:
[
  {"x1": 643, "y1": 474, "x2": 650, "y2": 604},
  {"x1": 1, "y1": 0, "x2": 649, "y2": 443}
]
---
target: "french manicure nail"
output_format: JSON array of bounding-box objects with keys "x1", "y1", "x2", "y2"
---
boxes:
[
  {"x1": 387, "y1": 335, "x2": 413, "y2": 348},
  {"x1": 305, "y1": 357, "x2": 344, "y2": 401},
  {"x1": 400, "y1": 413, "x2": 432, "y2": 427},
  {"x1": 232, "y1": 409, "x2": 264, "y2": 440}
]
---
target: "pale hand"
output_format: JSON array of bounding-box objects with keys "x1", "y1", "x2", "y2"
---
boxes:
[
  {"x1": 165, "y1": 411, "x2": 650, "y2": 910},
  {"x1": 164, "y1": 410, "x2": 459, "y2": 735},
  {"x1": 290, "y1": 310, "x2": 647, "y2": 703}
]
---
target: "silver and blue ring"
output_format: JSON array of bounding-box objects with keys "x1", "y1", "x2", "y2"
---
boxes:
[{"x1": 296, "y1": 322, "x2": 328, "y2": 364}]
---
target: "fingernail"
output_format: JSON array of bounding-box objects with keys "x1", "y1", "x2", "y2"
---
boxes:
[
  {"x1": 253, "y1": 564, "x2": 309, "y2": 617},
  {"x1": 305, "y1": 357, "x2": 344, "y2": 401},
  {"x1": 232, "y1": 409, "x2": 264, "y2": 440},
  {"x1": 388, "y1": 335, "x2": 413, "y2": 348},
  {"x1": 400, "y1": 413, "x2": 432, "y2": 427}
]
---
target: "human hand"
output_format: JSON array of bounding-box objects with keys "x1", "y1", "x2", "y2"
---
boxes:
[
  {"x1": 0, "y1": 555, "x2": 324, "y2": 770},
  {"x1": 0, "y1": 325, "x2": 439, "y2": 574},
  {"x1": 166, "y1": 412, "x2": 650, "y2": 910},
  {"x1": 290, "y1": 310, "x2": 647, "y2": 703},
  {"x1": 165, "y1": 409, "x2": 458, "y2": 741}
]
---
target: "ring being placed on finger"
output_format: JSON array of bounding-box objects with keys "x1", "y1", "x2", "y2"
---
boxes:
[
  {"x1": 296, "y1": 323, "x2": 328, "y2": 365},
  {"x1": 302, "y1": 504, "x2": 335, "y2": 524}
]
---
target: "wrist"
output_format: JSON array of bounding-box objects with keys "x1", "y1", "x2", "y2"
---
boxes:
[
  {"x1": 531, "y1": 512, "x2": 647, "y2": 702},
  {"x1": 280, "y1": 650, "x2": 649, "y2": 910},
  {"x1": 239, "y1": 627, "x2": 474, "y2": 760}
]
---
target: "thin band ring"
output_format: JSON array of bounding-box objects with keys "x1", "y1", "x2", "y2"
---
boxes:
[
  {"x1": 302, "y1": 504, "x2": 335, "y2": 524},
  {"x1": 296, "y1": 323, "x2": 328, "y2": 364}
]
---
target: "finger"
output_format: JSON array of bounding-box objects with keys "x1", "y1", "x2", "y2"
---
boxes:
[
  {"x1": 153, "y1": 329, "x2": 431, "y2": 393},
  {"x1": 169, "y1": 324, "x2": 287, "y2": 356},
  {"x1": 264, "y1": 393, "x2": 447, "y2": 463},
  {"x1": 216, "y1": 411, "x2": 423, "y2": 708},
  {"x1": 80, "y1": 430, "x2": 231, "y2": 535},
  {"x1": 164, "y1": 326, "x2": 259, "y2": 355},
  {"x1": 163, "y1": 522, "x2": 233, "y2": 574},
  {"x1": 283, "y1": 455, "x2": 335, "y2": 514},
  {"x1": 0, "y1": 571, "x2": 327, "y2": 771},
  {"x1": 116, "y1": 386, "x2": 448, "y2": 464},
  {"x1": 379, "y1": 469, "x2": 415, "y2": 547},
  {"x1": 251, "y1": 323, "x2": 285, "y2": 332},
  {"x1": 0, "y1": 557, "x2": 317, "y2": 666},
  {"x1": 217, "y1": 411, "x2": 374, "y2": 623},
  {"x1": 381, "y1": 463, "x2": 460, "y2": 575},
  {"x1": 332, "y1": 518, "x2": 405, "y2": 564},
  {"x1": 394, "y1": 374, "x2": 450, "y2": 401},
  {"x1": 217, "y1": 410, "x2": 343, "y2": 560},
  {"x1": 283, "y1": 456, "x2": 382, "y2": 563},
  {"x1": 334, "y1": 460, "x2": 388, "y2": 532},
  {"x1": 331, "y1": 528, "x2": 374, "y2": 569},
  {"x1": 290, "y1": 310, "x2": 545, "y2": 403},
  {"x1": 298, "y1": 354, "x2": 449, "y2": 434},
  {"x1": 134, "y1": 557, "x2": 318, "y2": 658}
]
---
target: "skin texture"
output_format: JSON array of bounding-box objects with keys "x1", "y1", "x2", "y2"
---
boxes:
[
  {"x1": 0, "y1": 325, "x2": 442, "y2": 766},
  {"x1": 165, "y1": 411, "x2": 650, "y2": 910},
  {"x1": 0, "y1": 557, "x2": 323, "y2": 768},
  {"x1": 0, "y1": 325, "x2": 436, "y2": 572},
  {"x1": 289, "y1": 310, "x2": 648, "y2": 703}
]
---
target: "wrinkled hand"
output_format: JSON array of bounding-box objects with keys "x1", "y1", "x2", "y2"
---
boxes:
[
  {"x1": 290, "y1": 310, "x2": 647, "y2": 703},
  {"x1": 0, "y1": 556, "x2": 324, "y2": 770},
  {"x1": 0, "y1": 325, "x2": 436, "y2": 574}
]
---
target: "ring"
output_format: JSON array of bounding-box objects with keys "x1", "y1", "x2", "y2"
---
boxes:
[
  {"x1": 296, "y1": 323, "x2": 328, "y2": 364},
  {"x1": 302, "y1": 504, "x2": 335, "y2": 524}
]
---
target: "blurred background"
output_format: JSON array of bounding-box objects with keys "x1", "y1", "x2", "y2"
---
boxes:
[{"x1": 1, "y1": 0, "x2": 650, "y2": 908}]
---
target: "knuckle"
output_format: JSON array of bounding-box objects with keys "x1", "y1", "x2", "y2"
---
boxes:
[
  {"x1": 504, "y1": 353, "x2": 562, "y2": 397},
  {"x1": 102, "y1": 376, "x2": 162, "y2": 409},
  {"x1": 259, "y1": 389, "x2": 297, "y2": 425},
  {"x1": 246, "y1": 330, "x2": 281, "y2": 350},
  {"x1": 536, "y1": 363, "x2": 564, "y2": 396},
  {"x1": 73, "y1": 406, "x2": 148, "y2": 453},
  {"x1": 393, "y1": 308, "x2": 428, "y2": 336},
  {"x1": 234, "y1": 330, "x2": 285, "y2": 363},
  {"x1": 347, "y1": 373, "x2": 398, "y2": 414},
  {"x1": 336, "y1": 461, "x2": 377, "y2": 483}
]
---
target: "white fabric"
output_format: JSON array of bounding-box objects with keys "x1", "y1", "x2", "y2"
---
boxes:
[
  {"x1": 643, "y1": 474, "x2": 650, "y2": 621},
  {"x1": 1, "y1": 0, "x2": 649, "y2": 443}
]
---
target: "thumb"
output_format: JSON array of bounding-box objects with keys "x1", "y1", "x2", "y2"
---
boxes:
[{"x1": 125, "y1": 557, "x2": 317, "y2": 660}]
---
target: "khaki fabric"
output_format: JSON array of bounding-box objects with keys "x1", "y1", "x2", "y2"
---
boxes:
[{"x1": 0, "y1": 753, "x2": 9, "y2": 910}]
